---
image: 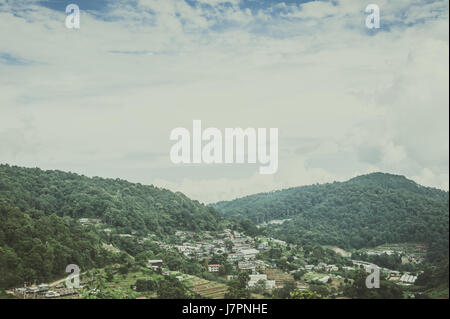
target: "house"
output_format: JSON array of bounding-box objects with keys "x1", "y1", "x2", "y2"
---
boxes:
[
  {"x1": 45, "y1": 290, "x2": 60, "y2": 298},
  {"x1": 257, "y1": 242, "x2": 269, "y2": 250},
  {"x1": 38, "y1": 284, "x2": 49, "y2": 292},
  {"x1": 238, "y1": 261, "x2": 256, "y2": 273},
  {"x1": 316, "y1": 262, "x2": 327, "y2": 270},
  {"x1": 27, "y1": 287, "x2": 40, "y2": 294},
  {"x1": 317, "y1": 276, "x2": 330, "y2": 284},
  {"x1": 14, "y1": 288, "x2": 27, "y2": 295},
  {"x1": 270, "y1": 239, "x2": 287, "y2": 246},
  {"x1": 208, "y1": 264, "x2": 221, "y2": 273},
  {"x1": 78, "y1": 218, "x2": 102, "y2": 226},
  {"x1": 343, "y1": 266, "x2": 355, "y2": 271},
  {"x1": 118, "y1": 234, "x2": 134, "y2": 238},
  {"x1": 399, "y1": 273, "x2": 417, "y2": 284},
  {"x1": 239, "y1": 248, "x2": 259, "y2": 260},
  {"x1": 148, "y1": 259, "x2": 163, "y2": 270},
  {"x1": 247, "y1": 274, "x2": 276, "y2": 290},
  {"x1": 325, "y1": 264, "x2": 339, "y2": 272},
  {"x1": 57, "y1": 288, "x2": 78, "y2": 297},
  {"x1": 253, "y1": 259, "x2": 267, "y2": 271},
  {"x1": 79, "y1": 218, "x2": 89, "y2": 225}
]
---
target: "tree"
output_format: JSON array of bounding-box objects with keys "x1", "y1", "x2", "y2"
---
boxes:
[
  {"x1": 157, "y1": 276, "x2": 189, "y2": 299},
  {"x1": 251, "y1": 279, "x2": 266, "y2": 294},
  {"x1": 273, "y1": 280, "x2": 296, "y2": 299},
  {"x1": 225, "y1": 272, "x2": 250, "y2": 299},
  {"x1": 290, "y1": 290, "x2": 324, "y2": 299},
  {"x1": 135, "y1": 278, "x2": 158, "y2": 292},
  {"x1": 218, "y1": 262, "x2": 233, "y2": 276},
  {"x1": 344, "y1": 269, "x2": 403, "y2": 299},
  {"x1": 293, "y1": 270, "x2": 306, "y2": 281},
  {"x1": 225, "y1": 240, "x2": 234, "y2": 252},
  {"x1": 105, "y1": 267, "x2": 114, "y2": 282}
]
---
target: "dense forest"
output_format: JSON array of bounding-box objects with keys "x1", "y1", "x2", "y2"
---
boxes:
[
  {"x1": 213, "y1": 173, "x2": 449, "y2": 262},
  {"x1": 0, "y1": 164, "x2": 223, "y2": 289},
  {"x1": 0, "y1": 164, "x2": 222, "y2": 236},
  {"x1": 0, "y1": 204, "x2": 118, "y2": 289}
]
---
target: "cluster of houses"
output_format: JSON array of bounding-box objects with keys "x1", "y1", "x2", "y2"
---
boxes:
[
  {"x1": 294, "y1": 263, "x2": 340, "y2": 273},
  {"x1": 154, "y1": 229, "x2": 284, "y2": 273},
  {"x1": 365, "y1": 248, "x2": 425, "y2": 265},
  {"x1": 155, "y1": 229, "x2": 292, "y2": 282},
  {"x1": 12, "y1": 284, "x2": 78, "y2": 299},
  {"x1": 311, "y1": 275, "x2": 330, "y2": 284},
  {"x1": 352, "y1": 260, "x2": 421, "y2": 285},
  {"x1": 399, "y1": 273, "x2": 418, "y2": 285}
]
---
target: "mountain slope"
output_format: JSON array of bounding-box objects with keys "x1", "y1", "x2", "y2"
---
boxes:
[
  {"x1": 0, "y1": 164, "x2": 222, "y2": 235},
  {"x1": 213, "y1": 173, "x2": 449, "y2": 262},
  {"x1": 0, "y1": 164, "x2": 225, "y2": 289},
  {"x1": 0, "y1": 204, "x2": 114, "y2": 289}
]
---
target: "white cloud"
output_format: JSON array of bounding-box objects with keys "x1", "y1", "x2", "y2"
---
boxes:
[{"x1": 0, "y1": 0, "x2": 448, "y2": 202}]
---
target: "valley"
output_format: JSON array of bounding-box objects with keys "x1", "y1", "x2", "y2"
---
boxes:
[{"x1": 0, "y1": 165, "x2": 448, "y2": 299}]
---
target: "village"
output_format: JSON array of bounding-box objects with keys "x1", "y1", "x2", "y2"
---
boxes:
[
  {"x1": 139, "y1": 228, "x2": 424, "y2": 296},
  {"x1": 6, "y1": 219, "x2": 426, "y2": 299}
]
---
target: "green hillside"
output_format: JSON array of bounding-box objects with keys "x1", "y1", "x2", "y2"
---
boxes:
[
  {"x1": 0, "y1": 164, "x2": 224, "y2": 289},
  {"x1": 213, "y1": 173, "x2": 449, "y2": 262},
  {"x1": 0, "y1": 204, "x2": 115, "y2": 289},
  {"x1": 0, "y1": 164, "x2": 222, "y2": 235}
]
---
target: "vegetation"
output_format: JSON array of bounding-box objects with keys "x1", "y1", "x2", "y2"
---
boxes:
[
  {"x1": 0, "y1": 164, "x2": 222, "y2": 236},
  {"x1": 214, "y1": 172, "x2": 449, "y2": 262},
  {"x1": 157, "y1": 275, "x2": 190, "y2": 299},
  {"x1": 351, "y1": 252, "x2": 405, "y2": 271},
  {"x1": 224, "y1": 272, "x2": 251, "y2": 299},
  {"x1": 1, "y1": 165, "x2": 448, "y2": 299},
  {"x1": 414, "y1": 260, "x2": 449, "y2": 298},
  {"x1": 0, "y1": 205, "x2": 116, "y2": 289},
  {"x1": 344, "y1": 269, "x2": 403, "y2": 299},
  {"x1": 0, "y1": 164, "x2": 223, "y2": 289}
]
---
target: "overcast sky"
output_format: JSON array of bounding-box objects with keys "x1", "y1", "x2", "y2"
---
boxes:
[{"x1": 0, "y1": 0, "x2": 448, "y2": 203}]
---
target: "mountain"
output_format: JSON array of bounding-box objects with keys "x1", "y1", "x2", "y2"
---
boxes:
[
  {"x1": 0, "y1": 164, "x2": 222, "y2": 235},
  {"x1": 0, "y1": 164, "x2": 223, "y2": 289},
  {"x1": 0, "y1": 204, "x2": 113, "y2": 288},
  {"x1": 213, "y1": 172, "x2": 449, "y2": 262}
]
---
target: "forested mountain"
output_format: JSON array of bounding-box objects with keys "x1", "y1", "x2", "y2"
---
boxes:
[
  {"x1": 0, "y1": 164, "x2": 222, "y2": 235},
  {"x1": 0, "y1": 204, "x2": 116, "y2": 288},
  {"x1": 213, "y1": 173, "x2": 449, "y2": 262},
  {"x1": 0, "y1": 164, "x2": 223, "y2": 289}
]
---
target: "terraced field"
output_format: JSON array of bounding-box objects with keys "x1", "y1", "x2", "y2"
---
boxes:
[
  {"x1": 264, "y1": 269, "x2": 294, "y2": 287},
  {"x1": 179, "y1": 274, "x2": 228, "y2": 299}
]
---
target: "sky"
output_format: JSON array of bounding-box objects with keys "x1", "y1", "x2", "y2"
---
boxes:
[{"x1": 0, "y1": 0, "x2": 448, "y2": 203}]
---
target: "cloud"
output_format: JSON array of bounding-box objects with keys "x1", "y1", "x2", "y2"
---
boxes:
[{"x1": 0, "y1": 0, "x2": 448, "y2": 202}]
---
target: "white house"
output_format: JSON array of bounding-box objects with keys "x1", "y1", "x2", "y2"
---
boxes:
[
  {"x1": 239, "y1": 248, "x2": 259, "y2": 260},
  {"x1": 247, "y1": 274, "x2": 276, "y2": 290},
  {"x1": 208, "y1": 264, "x2": 220, "y2": 273}
]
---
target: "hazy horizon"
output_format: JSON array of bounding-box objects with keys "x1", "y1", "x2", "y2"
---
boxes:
[{"x1": 1, "y1": 161, "x2": 447, "y2": 204}]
